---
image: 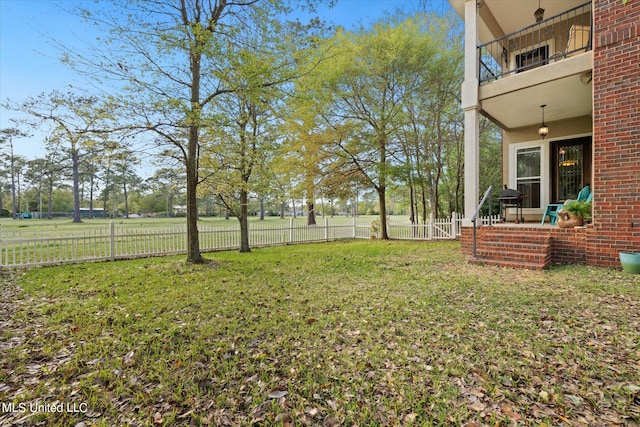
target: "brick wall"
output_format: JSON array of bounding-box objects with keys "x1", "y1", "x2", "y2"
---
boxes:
[
  {"x1": 551, "y1": 226, "x2": 588, "y2": 265},
  {"x1": 460, "y1": 226, "x2": 588, "y2": 265},
  {"x1": 591, "y1": 0, "x2": 640, "y2": 266}
]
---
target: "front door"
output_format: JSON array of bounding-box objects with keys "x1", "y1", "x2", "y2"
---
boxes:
[{"x1": 551, "y1": 137, "x2": 592, "y2": 203}]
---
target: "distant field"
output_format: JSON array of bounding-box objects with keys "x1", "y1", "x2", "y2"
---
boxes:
[{"x1": 0, "y1": 215, "x2": 410, "y2": 235}]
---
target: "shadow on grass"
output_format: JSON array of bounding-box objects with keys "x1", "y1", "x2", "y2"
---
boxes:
[{"x1": 1, "y1": 240, "x2": 639, "y2": 426}]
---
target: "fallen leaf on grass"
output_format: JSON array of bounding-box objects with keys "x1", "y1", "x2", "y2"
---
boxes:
[
  {"x1": 305, "y1": 406, "x2": 320, "y2": 416},
  {"x1": 323, "y1": 415, "x2": 340, "y2": 427},
  {"x1": 268, "y1": 390, "x2": 287, "y2": 399},
  {"x1": 198, "y1": 379, "x2": 215, "y2": 391},
  {"x1": 177, "y1": 409, "x2": 194, "y2": 419},
  {"x1": 245, "y1": 374, "x2": 259, "y2": 383},
  {"x1": 565, "y1": 394, "x2": 585, "y2": 407},
  {"x1": 499, "y1": 403, "x2": 522, "y2": 421},
  {"x1": 123, "y1": 351, "x2": 135, "y2": 366},
  {"x1": 624, "y1": 384, "x2": 640, "y2": 393},
  {"x1": 469, "y1": 400, "x2": 486, "y2": 412}
]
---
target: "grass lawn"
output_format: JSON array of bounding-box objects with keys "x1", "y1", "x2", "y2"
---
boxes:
[{"x1": 1, "y1": 240, "x2": 639, "y2": 426}]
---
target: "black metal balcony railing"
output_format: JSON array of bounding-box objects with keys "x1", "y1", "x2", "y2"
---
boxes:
[{"x1": 478, "y1": 2, "x2": 592, "y2": 85}]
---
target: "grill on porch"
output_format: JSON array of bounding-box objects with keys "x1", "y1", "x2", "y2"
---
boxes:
[{"x1": 498, "y1": 186, "x2": 525, "y2": 224}]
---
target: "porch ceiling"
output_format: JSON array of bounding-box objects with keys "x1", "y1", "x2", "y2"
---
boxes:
[
  {"x1": 448, "y1": 0, "x2": 589, "y2": 45},
  {"x1": 478, "y1": 54, "x2": 593, "y2": 130}
]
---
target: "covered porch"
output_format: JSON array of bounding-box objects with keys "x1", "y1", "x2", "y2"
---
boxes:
[{"x1": 453, "y1": 0, "x2": 594, "y2": 227}]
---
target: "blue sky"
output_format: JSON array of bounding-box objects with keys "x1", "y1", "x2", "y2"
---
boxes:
[{"x1": 0, "y1": 0, "x2": 452, "y2": 162}]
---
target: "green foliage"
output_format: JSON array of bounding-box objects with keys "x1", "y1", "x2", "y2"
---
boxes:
[
  {"x1": 1, "y1": 6, "x2": 488, "y2": 242},
  {"x1": 287, "y1": 12, "x2": 467, "y2": 231},
  {"x1": 562, "y1": 200, "x2": 592, "y2": 219}
]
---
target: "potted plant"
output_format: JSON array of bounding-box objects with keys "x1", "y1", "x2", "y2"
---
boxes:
[
  {"x1": 557, "y1": 200, "x2": 591, "y2": 228},
  {"x1": 619, "y1": 252, "x2": 640, "y2": 274}
]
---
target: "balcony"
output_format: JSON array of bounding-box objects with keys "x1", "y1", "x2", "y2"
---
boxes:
[
  {"x1": 479, "y1": 2, "x2": 592, "y2": 85},
  {"x1": 474, "y1": 2, "x2": 593, "y2": 130}
]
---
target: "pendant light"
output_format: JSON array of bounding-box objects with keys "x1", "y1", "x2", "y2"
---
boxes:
[
  {"x1": 538, "y1": 104, "x2": 549, "y2": 139},
  {"x1": 534, "y1": 0, "x2": 545, "y2": 22}
]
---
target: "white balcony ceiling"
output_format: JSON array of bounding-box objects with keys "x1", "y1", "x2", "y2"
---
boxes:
[
  {"x1": 480, "y1": 72, "x2": 592, "y2": 130},
  {"x1": 478, "y1": 53, "x2": 593, "y2": 129},
  {"x1": 448, "y1": 0, "x2": 589, "y2": 44}
]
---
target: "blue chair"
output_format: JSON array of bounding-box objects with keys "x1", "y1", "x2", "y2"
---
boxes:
[
  {"x1": 541, "y1": 204, "x2": 564, "y2": 226},
  {"x1": 541, "y1": 185, "x2": 591, "y2": 226}
]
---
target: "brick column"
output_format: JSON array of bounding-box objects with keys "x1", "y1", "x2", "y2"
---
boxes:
[{"x1": 590, "y1": 0, "x2": 640, "y2": 266}]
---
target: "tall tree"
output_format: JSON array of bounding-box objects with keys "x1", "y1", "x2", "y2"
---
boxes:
[
  {"x1": 24, "y1": 147, "x2": 67, "y2": 219},
  {"x1": 281, "y1": 104, "x2": 337, "y2": 226},
  {"x1": 200, "y1": 91, "x2": 278, "y2": 253},
  {"x1": 148, "y1": 167, "x2": 185, "y2": 218},
  {"x1": 398, "y1": 16, "x2": 464, "y2": 220},
  {"x1": 315, "y1": 17, "x2": 440, "y2": 238},
  {"x1": 111, "y1": 148, "x2": 141, "y2": 219},
  {"x1": 63, "y1": 0, "x2": 326, "y2": 263},
  {"x1": 0, "y1": 128, "x2": 29, "y2": 219},
  {"x1": 5, "y1": 92, "x2": 114, "y2": 223}
]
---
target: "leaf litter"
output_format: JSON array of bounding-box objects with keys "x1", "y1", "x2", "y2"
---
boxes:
[{"x1": 0, "y1": 241, "x2": 639, "y2": 426}]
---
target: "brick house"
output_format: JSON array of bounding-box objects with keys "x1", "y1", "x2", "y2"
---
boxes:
[{"x1": 448, "y1": 0, "x2": 640, "y2": 269}]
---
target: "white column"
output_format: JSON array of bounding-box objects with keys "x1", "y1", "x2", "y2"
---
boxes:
[{"x1": 461, "y1": 0, "x2": 481, "y2": 226}]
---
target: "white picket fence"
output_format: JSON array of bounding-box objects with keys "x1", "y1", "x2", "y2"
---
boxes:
[{"x1": 0, "y1": 213, "x2": 475, "y2": 268}]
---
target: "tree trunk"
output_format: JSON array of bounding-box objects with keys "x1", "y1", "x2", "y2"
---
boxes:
[
  {"x1": 259, "y1": 198, "x2": 265, "y2": 220},
  {"x1": 185, "y1": 33, "x2": 203, "y2": 263},
  {"x1": 378, "y1": 186, "x2": 389, "y2": 239},
  {"x1": 88, "y1": 173, "x2": 95, "y2": 219},
  {"x1": 185, "y1": 157, "x2": 203, "y2": 263},
  {"x1": 47, "y1": 180, "x2": 54, "y2": 220},
  {"x1": 307, "y1": 201, "x2": 316, "y2": 225},
  {"x1": 71, "y1": 148, "x2": 82, "y2": 223},
  {"x1": 378, "y1": 133, "x2": 388, "y2": 239},
  {"x1": 239, "y1": 189, "x2": 251, "y2": 253},
  {"x1": 103, "y1": 167, "x2": 110, "y2": 217},
  {"x1": 409, "y1": 180, "x2": 416, "y2": 225},
  {"x1": 420, "y1": 182, "x2": 428, "y2": 225},
  {"x1": 10, "y1": 141, "x2": 16, "y2": 219},
  {"x1": 123, "y1": 181, "x2": 129, "y2": 218}
]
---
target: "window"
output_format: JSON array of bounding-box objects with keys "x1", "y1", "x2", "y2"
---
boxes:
[
  {"x1": 516, "y1": 147, "x2": 541, "y2": 208},
  {"x1": 515, "y1": 45, "x2": 549, "y2": 72},
  {"x1": 509, "y1": 39, "x2": 555, "y2": 74}
]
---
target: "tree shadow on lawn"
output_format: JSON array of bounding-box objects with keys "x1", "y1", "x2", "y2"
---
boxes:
[{"x1": 1, "y1": 241, "x2": 639, "y2": 426}]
